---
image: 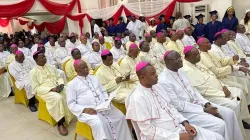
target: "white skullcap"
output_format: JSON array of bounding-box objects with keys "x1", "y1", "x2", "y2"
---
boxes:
[
  {"x1": 149, "y1": 18, "x2": 156, "y2": 21},
  {"x1": 246, "y1": 9, "x2": 250, "y2": 13}
]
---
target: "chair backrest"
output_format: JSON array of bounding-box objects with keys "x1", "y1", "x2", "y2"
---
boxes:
[
  {"x1": 105, "y1": 42, "x2": 112, "y2": 50},
  {"x1": 93, "y1": 65, "x2": 101, "y2": 75},
  {"x1": 118, "y1": 58, "x2": 123, "y2": 65},
  {"x1": 7, "y1": 66, "x2": 16, "y2": 86},
  {"x1": 62, "y1": 58, "x2": 71, "y2": 72}
]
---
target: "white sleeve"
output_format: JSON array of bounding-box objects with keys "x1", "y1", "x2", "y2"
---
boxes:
[{"x1": 137, "y1": 120, "x2": 180, "y2": 140}]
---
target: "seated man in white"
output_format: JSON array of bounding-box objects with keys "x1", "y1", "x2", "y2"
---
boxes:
[
  {"x1": 5, "y1": 44, "x2": 18, "y2": 65},
  {"x1": 0, "y1": 56, "x2": 12, "y2": 98},
  {"x1": 8, "y1": 50, "x2": 37, "y2": 112},
  {"x1": 98, "y1": 36, "x2": 107, "y2": 51},
  {"x1": 139, "y1": 41, "x2": 164, "y2": 74},
  {"x1": 96, "y1": 49, "x2": 137, "y2": 104},
  {"x1": 55, "y1": 37, "x2": 69, "y2": 69},
  {"x1": 87, "y1": 42, "x2": 102, "y2": 70},
  {"x1": 30, "y1": 37, "x2": 40, "y2": 55},
  {"x1": 235, "y1": 24, "x2": 250, "y2": 55},
  {"x1": 30, "y1": 51, "x2": 74, "y2": 136},
  {"x1": 126, "y1": 62, "x2": 224, "y2": 140},
  {"x1": 66, "y1": 60, "x2": 132, "y2": 140},
  {"x1": 65, "y1": 34, "x2": 78, "y2": 55},
  {"x1": 159, "y1": 50, "x2": 246, "y2": 139},
  {"x1": 125, "y1": 33, "x2": 139, "y2": 52},
  {"x1": 45, "y1": 36, "x2": 58, "y2": 57},
  {"x1": 0, "y1": 43, "x2": 10, "y2": 63},
  {"x1": 120, "y1": 43, "x2": 141, "y2": 82},
  {"x1": 152, "y1": 32, "x2": 167, "y2": 65},
  {"x1": 182, "y1": 27, "x2": 198, "y2": 48},
  {"x1": 18, "y1": 40, "x2": 31, "y2": 57},
  {"x1": 110, "y1": 37, "x2": 126, "y2": 63},
  {"x1": 76, "y1": 35, "x2": 92, "y2": 60}
]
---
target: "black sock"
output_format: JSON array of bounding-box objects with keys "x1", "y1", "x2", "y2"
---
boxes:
[
  {"x1": 28, "y1": 96, "x2": 36, "y2": 106},
  {"x1": 58, "y1": 117, "x2": 65, "y2": 126}
]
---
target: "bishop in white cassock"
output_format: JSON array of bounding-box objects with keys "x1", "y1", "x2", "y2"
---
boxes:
[
  {"x1": 18, "y1": 40, "x2": 31, "y2": 57},
  {"x1": 5, "y1": 44, "x2": 18, "y2": 66},
  {"x1": 30, "y1": 51, "x2": 74, "y2": 136},
  {"x1": 87, "y1": 42, "x2": 102, "y2": 70},
  {"x1": 158, "y1": 50, "x2": 243, "y2": 140},
  {"x1": 182, "y1": 27, "x2": 198, "y2": 48},
  {"x1": 152, "y1": 32, "x2": 167, "y2": 65},
  {"x1": 182, "y1": 46, "x2": 249, "y2": 135},
  {"x1": 45, "y1": 37, "x2": 58, "y2": 57},
  {"x1": 30, "y1": 37, "x2": 39, "y2": 55},
  {"x1": 125, "y1": 33, "x2": 139, "y2": 52},
  {"x1": 167, "y1": 31, "x2": 183, "y2": 55},
  {"x1": 55, "y1": 38, "x2": 69, "y2": 68},
  {"x1": 76, "y1": 35, "x2": 92, "y2": 60},
  {"x1": 98, "y1": 36, "x2": 107, "y2": 51},
  {"x1": 0, "y1": 56, "x2": 12, "y2": 98},
  {"x1": 0, "y1": 44, "x2": 10, "y2": 64},
  {"x1": 110, "y1": 37, "x2": 126, "y2": 63},
  {"x1": 67, "y1": 60, "x2": 132, "y2": 140},
  {"x1": 120, "y1": 43, "x2": 141, "y2": 83},
  {"x1": 126, "y1": 62, "x2": 224, "y2": 140},
  {"x1": 139, "y1": 41, "x2": 164, "y2": 74},
  {"x1": 126, "y1": 16, "x2": 143, "y2": 41},
  {"x1": 235, "y1": 24, "x2": 250, "y2": 54},
  {"x1": 8, "y1": 50, "x2": 37, "y2": 112},
  {"x1": 96, "y1": 49, "x2": 137, "y2": 103},
  {"x1": 65, "y1": 35, "x2": 78, "y2": 55}
]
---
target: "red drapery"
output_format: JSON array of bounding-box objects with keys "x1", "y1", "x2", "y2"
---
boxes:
[
  {"x1": 0, "y1": 0, "x2": 35, "y2": 18},
  {"x1": 0, "y1": 18, "x2": 9, "y2": 27},
  {"x1": 18, "y1": 19, "x2": 29, "y2": 25},
  {"x1": 39, "y1": 0, "x2": 77, "y2": 15}
]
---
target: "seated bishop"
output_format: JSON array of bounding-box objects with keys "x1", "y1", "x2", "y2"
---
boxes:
[
  {"x1": 66, "y1": 60, "x2": 132, "y2": 140},
  {"x1": 152, "y1": 32, "x2": 167, "y2": 65},
  {"x1": 126, "y1": 62, "x2": 224, "y2": 140},
  {"x1": 96, "y1": 49, "x2": 137, "y2": 104},
  {"x1": 0, "y1": 55, "x2": 12, "y2": 98},
  {"x1": 110, "y1": 37, "x2": 126, "y2": 63},
  {"x1": 5, "y1": 44, "x2": 18, "y2": 66},
  {"x1": 87, "y1": 41, "x2": 103, "y2": 70},
  {"x1": 120, "y1": 43, "x2": 141, "y2": 82},
  {"x1": 158, "y1": 49, "x2": 245, "y2": 139},
  {"x1": 65, "y1": 48, "x2": 92, "y2": 81},
  {"x1": 8, "y1": 50, "x2": 37, "y2": 112},
  {"x1": 30, "y1": 51, "x2": 74, "y2": 136}
]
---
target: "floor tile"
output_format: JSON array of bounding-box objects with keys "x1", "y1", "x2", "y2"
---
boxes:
[
  {"x1": 28, "y1": 130, "x2": 63, "y2": 140},
  {"x1": 0, "y1": 120, "x2": 45, "y2": 140},
  {"x1": 48, "y1": 121, "x2": 77, "y2": 140}
]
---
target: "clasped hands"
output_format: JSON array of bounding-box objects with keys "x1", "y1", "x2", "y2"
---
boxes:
[{"x1": 50, "y1": 84, "x2": 64, "y2": 93}]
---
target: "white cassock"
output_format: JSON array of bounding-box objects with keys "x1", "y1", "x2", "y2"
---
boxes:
[
  {"x1": 236, "y1": 33, "x2": 250, "y2": 54},
  {"x1": 125, "y1": 41, "x2": 139, "y2": 52},
  {"x1": 182, "y1": 60, "x2": 247, "y2": 137},
  {"x1": 18, "y1": 47, "x2": 31, "y2": 56},
  {"x1": 126, "y1": 83, "x2": 224, "y2": 140},
  {"x1": 176, "y1": 39, "x2": 185, "y2": 51},
  {"x1": 55, "y1": 47, "x2": 68, "y2": 66},
  {"x1": 158, "y1": 68, "x2": 241, "y2": 140},
  {"x1": 46, "y1": 44, "x2": 58, "y2": 57},
  {"x1": 87, "y1": 51, "x2": 102, "y2": 69},
  {"x1": 152, "y1": 42, "x2": 167, "y2": 65},
  {"x1": 65, "y1": 41, "x2": 78, "y2": 55},
  {"x1": 147, "y1": 25, "x2": 157, "y2": 33},
  {"x1": 30, "y1": 44, "x2": 38, "y2": 55},
  {"x1": 167, "y1": 40, "x2": 183, "y2": 55},
  {"x1": 181, "y1": 34, "x2": 198, "y2": 48},
  {"x1": 126, "y1": 20, "x2": 143, "y2": 41},
  {"x1": 0, "y1": 51, "x2": 10, "y2": 63},
  {"x1": 94, "y1": 24, "x2": 102, "y2": 36},
  {"x1": 66, "y1": 75, "x2": 132, "y2": 140},
  {"x1": 139, "y1": 50, "x2": 164, "y2": 74},
  {"x1": 119, "y1": 55, "x2": 141, "y2": 82},
  {"x1": 76, "y1": 43, "x2": 92, "y2": 60},
  {"x1": 96, "y1": 64, "x2": 137, "y2": 103},
  {"x1": 110, "y1": 46, "x2": 126, "y2": 63},
  {"x1": 122, "y1": 36, "x2": 129, "y2": 45},
  {"x1": 0, "y1": 59, "x2": 12, "y2": 98},
  {"x1": 8, "y1": 59, "x2": 35, "y2": 99},
  {"x1": 44, "y1": 48, "x2": 57, "y2": 67},
  {"x1": 172, "y1": 18, "x2": 190, "y2": 30}
]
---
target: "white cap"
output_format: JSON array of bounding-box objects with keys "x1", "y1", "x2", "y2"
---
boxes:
[
  {"x1": 246, "y1": 9, "x2": 250, "y2": 13},
  {"x1": 149, "y1": 18, "x2": 156, "y2": 21},
  {"x1": 140, "y1": 14, "x2": 144, "y2": 17}
]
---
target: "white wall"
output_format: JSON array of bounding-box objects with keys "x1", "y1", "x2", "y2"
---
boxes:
[{"x1": 233, "y1": 0, "x2": 250, "y2": 21}]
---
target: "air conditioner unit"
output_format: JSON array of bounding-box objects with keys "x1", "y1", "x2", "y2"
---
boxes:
[{"x1": 193, "y1": 4, "x2": 209, "y2": 24}]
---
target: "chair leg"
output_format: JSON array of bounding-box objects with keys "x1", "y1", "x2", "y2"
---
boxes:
[{"x1": 74, "y1": 133, "x2": 77, "y2": 140}]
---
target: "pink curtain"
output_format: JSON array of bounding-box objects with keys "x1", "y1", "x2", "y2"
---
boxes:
[{"x1": 0, "y1": 0, "x2": 35, "y2": 17}]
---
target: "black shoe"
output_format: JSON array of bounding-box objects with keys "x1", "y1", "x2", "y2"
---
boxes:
[
  {"x1": 29, "y1": 105, "x2": 37, "y2": 112},
  {"x1": 9, "y1": 90, "x2": 14, "y2": 97},
  {"x1": 243, "y1": 121, "x2": 250, "y2": 129}
]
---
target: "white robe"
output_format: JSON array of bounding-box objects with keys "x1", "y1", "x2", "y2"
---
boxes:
[
  {"x1": 126, "y1": 83, "x2": 224, "y2": 140},
  {"x1": 76, "y1": 43, "x2": 92, "y2": 60},
  {"x1": 8, "y1": 59, "x2": 34, "y2": 99},
  {"x1": 18, "y1": 47, "x2": 31, "y2": 56},
  {"x1": 147, "y1": 25, "x2": 157, "y2": 33},
  {"x1": 235, "y1": 33, "x2": 250, "y2": 54},
  {"x1": 126, "y1": 20, "x2": 143, "y2": 41},
  {"x1": 181, "y1": 34, "x2": 198, "y2": 48},
  {"x1": 158, "y1": 68, "x2": 243, "y2": 140},
  {"x1": 0, "y1": 59, "x2": 12, "y2": 98},
  {"x1": 55, "y1": 47, "x2": 68, "y2": 66},
  {"x1": 0, "y1": 51, "x2": 10, "y2": 64},
  {"x1": 94, "y1": 24, "x2": 102, "y2": 36},
  {"x1": 87, "y1": 51, "x2": 102, "y2": 69},
  {"x1": 152, "y1": 42, "x2": 167, "y2": 64},
  {"x1": 110, "y1": 46, "x2": 126, "y2": 63},
  {"x1": 30, "y1": 44, "x2": 38, "y2": 55},
  {"x1": 66, "y1": 75, "x2": 132, "y2": 140},
  {"x1": 65, "y1": 41, "x2": 78, "y2": 55}
]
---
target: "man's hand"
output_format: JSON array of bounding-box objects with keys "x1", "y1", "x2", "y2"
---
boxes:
[
  {"x1": 223, "y1": 86, "x2": 231, "y2": 97},
  {"x1": 0, "y1": 67, "x2": 7, "y2": 75},
  {"x1": 115, "y1": 77, "x2": 123, "y2": 84},
  {"x1": 239, "y1": 67, "x2": 250, "y2": 74},
  {"x1": 239, "y1": 61, "x2": 249, "y2": 67},
  {"x1": 232, "y1": 55, "x2": 239, "y2": 61},
  {"x1": 50, "y1": 87, "x2": 59, "y2": 93},
  {"x1": 82, "y1": 108, "x2": 97, "y2": 115},
  {"x1": 180, "y1": 133, "x2": 194, "y2": 140},
  {"x1": 184, "y1": 123, "x2": 197, "y2": 137},
  {"x1": 123, "y1": 74, "x2": 130, "y2": 81}
]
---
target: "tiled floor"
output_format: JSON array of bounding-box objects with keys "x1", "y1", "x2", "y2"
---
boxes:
[
  {"x1": 0, "y1": 96, "x2": 250, "y2": 140},
  {"x1": 0, "y1": 96, "x2": 85, "y2": 140}
]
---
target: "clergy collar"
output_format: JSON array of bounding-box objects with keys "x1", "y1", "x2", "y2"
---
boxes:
[{"x1": 165, "y1": 67, "x2": 178, "y2": 73}]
